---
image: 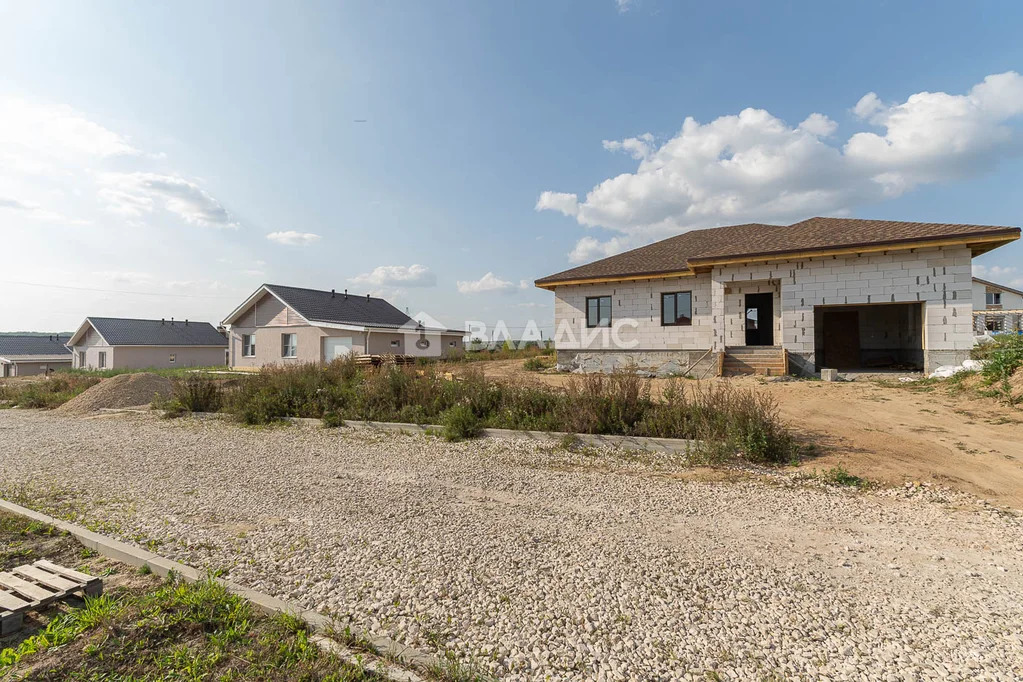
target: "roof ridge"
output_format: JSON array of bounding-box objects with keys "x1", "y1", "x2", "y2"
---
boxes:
[{"x1": 265, "y1": 282, "x2": 388, "y2": 302}]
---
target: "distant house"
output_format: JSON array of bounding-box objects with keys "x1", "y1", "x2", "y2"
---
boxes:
[
  {"x1": 973, "y1": 277, "x2": 1023, "y2": 333},
  {"x1": 66, "y1": 317, "x2": 228, "y2": 370},
  {"x1": 536, "y1": 217, "x2": 1020, "y2": 376},
  {"x1": 220, "y1": 284, "x2": 465, "y2": 368},
  {"x1": 0, "y1": 335, "x2": 72, "y2": 377}
]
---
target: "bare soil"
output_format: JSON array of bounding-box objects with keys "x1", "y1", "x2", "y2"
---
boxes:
[{"x1": 448, "y1": 358, "x2": 1023, "y2": 508}]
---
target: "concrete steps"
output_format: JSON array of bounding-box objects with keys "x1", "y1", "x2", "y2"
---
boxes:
[{"x1": 722, "y1": 347, "x2": 786, "y2": 376}]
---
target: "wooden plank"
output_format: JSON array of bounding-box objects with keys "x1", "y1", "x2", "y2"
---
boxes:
[
  {"x1": 14, "y1": 565, "x2": 79, "y2": 592},
  {"x1": 0, "y1": 590, "x2": 32, "y2": 611},
  {"x1": 0, "y1": 572, "x2": 55, "y2": 604},
  {"x1": 34, "y1": 560, "x2": 103, "y2": 597},
  {"x1": 34, "y1": 560, "x2": 97, "y2": 585}
]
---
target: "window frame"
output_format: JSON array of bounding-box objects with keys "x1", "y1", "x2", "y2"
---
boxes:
[
  {"x1": 281, "y1": 333, "x2": 297, "y2": 358},
  {"x1": 585, "y1": 295, "x2": 613, "y2": 328},
  {"x1": 987, "y1": 292, "x2": 1002, "y2": 305},
  {"x1": 660, "y1": 291, "x2": 693, "y2": 327},
  {"x1": 241, "y1": 334, "x2": 256, "y2": 357},
  {"x1": 97, "y1": 351, "x2": 106, "y2": 369}
]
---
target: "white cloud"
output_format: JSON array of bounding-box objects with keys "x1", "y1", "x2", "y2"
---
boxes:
[
  {"x1": 603, "y1": 132, "x2": 655, "y2": 160},
  {"x1": 535, "y1": 191, "x2": 579, "y2": 217},
  {"x1": 350, "y1": 264, "x2": 436, "y2": 288},
  {"x1": 456, "y1": 272, "x2": 520, "y2": 294},
  {"x1": 0, "y1": 194, "x2": 92, "y2": 225},
  {"x1": 0, "y1": 97, "x2": 139, "y2": 169},
  {"x1": 538, "y1": 71, "x2": 1023, "y2": 262},
  {"x1": 97, "y1": 172, "x2": 237, "y2": 229},
  {"x1": 615, "y1": 0, "x2": 633, "y2": 13},
  {"x1": 973, "y1": 263, "x2": 1023, "y2": 287},
  {"x1": 266, "y1": 230, "x2": 321, "y2": 246}
]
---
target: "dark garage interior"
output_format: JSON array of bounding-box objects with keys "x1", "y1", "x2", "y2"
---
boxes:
[{"x1": 814, "y1": 302, "x2": 924, "y2": 371}]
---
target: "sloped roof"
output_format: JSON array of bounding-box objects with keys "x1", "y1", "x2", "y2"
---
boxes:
[
  {"x1": 0, "y1": 335, "x2": 72, "y2": 359},
  {"x1": 974, "y1": 277, "x2": 1023, "y2": 298},
  {"x1": 263, "y1": 284, "x2": 416, "y2": 329},
  {"x1": 536, "y1": 217, "x2": 1020, "y2": 286},
  {"x1": 77, "y1": 318, "x2": 227, "y2": 347}
]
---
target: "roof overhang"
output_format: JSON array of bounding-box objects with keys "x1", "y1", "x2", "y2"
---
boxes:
[
  {"x1": 536, "y1": 231, "x2": 1019, "y2": 289},
  {"x1": 66, "y1": 318, "x2": 108, "y2": 348},
  {"x1": 0, "y1": 355, "x2": 73, "y2": 363},
  {"x1": 535, "y1": 269, "x2": 695, "y2": 291}
]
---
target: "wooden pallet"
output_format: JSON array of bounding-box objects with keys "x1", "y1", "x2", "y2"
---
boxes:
[{"x1": 0, "y1": 560, "x2": 103, "y2": 635}]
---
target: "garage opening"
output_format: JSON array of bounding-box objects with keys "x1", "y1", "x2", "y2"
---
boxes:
[{"x1": 814, "y1": 302, "x2": 924, "y2": 371}]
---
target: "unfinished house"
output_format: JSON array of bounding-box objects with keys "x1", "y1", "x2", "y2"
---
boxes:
[
  {"x1": 0, "y1": 335, "x2": 72, "y2": 377},
  {"x1": 536, "y1": 217, "x2": 1020, "y2": 376},
  {"x1": 66, "y1": 317, "x2": 228, "y2": 370},
  {"x1": 221, "y1": 284, "x2": 465, "y2": 368},
  {"x1": 973, "y1": 277, "x2": 1023, "y2": 333}
]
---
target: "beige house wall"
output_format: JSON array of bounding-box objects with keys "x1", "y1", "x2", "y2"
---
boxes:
[
  {"x1": 4, "y1": 360, "x2": 73, "y2": 376},
  {"x1": 229, "y1": 324, "x2": 365, "y2": 368},
  {"x1": 112, "y1": 346, "x2": 226, "y2": 369},
  {"x1": 70, "y1": 325, "x2": 113, "y2": 370}
]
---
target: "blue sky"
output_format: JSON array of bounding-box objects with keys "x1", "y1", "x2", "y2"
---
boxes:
[{"x1": 1, "y1": 0, "x2": 1022, "y2": 334}]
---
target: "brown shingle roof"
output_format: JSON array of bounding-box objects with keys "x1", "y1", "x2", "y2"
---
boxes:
[{"x1": 536, "y1": 217, "x2": 1020, "y2": 286}]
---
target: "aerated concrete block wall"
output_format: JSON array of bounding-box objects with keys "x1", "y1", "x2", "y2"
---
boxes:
[{"x1": 553, "y1": 276, "x2": 715, "y2": 351}]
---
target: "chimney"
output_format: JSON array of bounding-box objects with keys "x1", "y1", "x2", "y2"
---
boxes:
[
  {"x1": 366, "y1": 293, "x2": 370, "y2": 301},
  {"x1": 331, "y1": 289, "x2": 335, "y2": 298},
  {"x1": 49, "y1": 334, "x2": 53, "y2": 341},
  {"x1": 171, "y1": 317, "x2": 175, "y2": 325},
  {"x1": 185, "y1": 319, "x2": 189, "y2": 326},
  {"x1": 161, "y1": 318, "x2": 165, "y2": 325},
  {"x1": 344, "y1": 289, "x2": 348, "y2": 299}
]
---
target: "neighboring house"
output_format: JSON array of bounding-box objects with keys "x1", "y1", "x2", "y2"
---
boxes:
[
  {"x1": 221, "y1": 284, "x2": 465, "y2": 368},
  {"x1": 66, "y1": 317, "x2": 228, "y2": 370},
  {"x1": 535, "y1": 217, "x2": 1020, "y2": 376},
  {"x1": 0, "y1": 335, "x2": 72, "y2": 377},
  {"x1": 972, "y1": 277, "x2": 1023, "y2": 333}
]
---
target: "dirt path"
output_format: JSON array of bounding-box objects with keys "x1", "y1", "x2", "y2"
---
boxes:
[{"x1": 448, "y1": 359, "x2": 1023, "y2": 508}]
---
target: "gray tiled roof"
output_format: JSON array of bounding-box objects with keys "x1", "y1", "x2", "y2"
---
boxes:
[
  {"x1": 536, "y1": 217, "x2": 1020, "y2": 285},
  {"x1": 0, "y1": 335, "x2": 72, "y2": 358},
  {"x1": 88, "y1": 318, "x2": 227, "y2": 346},
  {"x1": 265, "y1": 284, "x2": 416, "y2": 328}
]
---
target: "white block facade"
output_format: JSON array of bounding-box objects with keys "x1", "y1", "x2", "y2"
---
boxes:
[{"x1": 553, "y1": 245, "x2": 974, "y2": 375}]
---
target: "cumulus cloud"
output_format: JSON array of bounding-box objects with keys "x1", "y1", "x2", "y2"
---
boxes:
[
  {"x1": 538, "y1": 71, "x2": 1023, "y2": 262},
  {"x1": 535, "y1": 191, "x2": 579, "y2": 217},
  {"x1": 0, "y1": 97, "x2": 139, "y2": 168},
  {"x1": 350, "y1": 264, "x2": 437, "y2": 288},
  {"x1": 456, "y1": 272, "x2": 525, "y2": 294},
  {"x1": 266, "y1": 230, "x2": 321, "y2": 246},
  {"x1": 974, "y1": 263, "x2": 1023, "y2": 287},
  {"x1": 97, "y1": 172, "x2": 237, "y2": 228}
]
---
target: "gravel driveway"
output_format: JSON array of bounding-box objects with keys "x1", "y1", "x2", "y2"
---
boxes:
[{"x1": 2, "y1": 410, "x2": 1021, "y2": 681}]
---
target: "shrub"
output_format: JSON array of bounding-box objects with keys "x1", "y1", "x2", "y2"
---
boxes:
[
  {"x1": 221, "y1": 362, "x2": 799, "y2": 464},
  {"x1": 523, "y1": 356, "x2": 554, "y2": 372},
  {"x1": 0, "y1": 375, "x2": 99, "y2": 409},
  {"x1": 172, "y1": 375, "x2": 223, "y2": 413},
  {"x1": 980, "y1": 334, "x2": 1023, "y2": 402},
  {"x1": 440, "y1": 404, "x2": 483, "y2": 441}
]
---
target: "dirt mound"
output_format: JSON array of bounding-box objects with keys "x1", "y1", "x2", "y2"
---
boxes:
[{"x1": 56, "y1": 373, "x2": 173, "y2": 415}]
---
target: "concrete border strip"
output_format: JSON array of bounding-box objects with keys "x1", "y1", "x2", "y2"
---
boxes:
[
  {"x1": 97, "y1": 408, "x2": 700, "y2": 455},
  {"x1": 0, "y1": 498, "x2": 436, "y2": 682}
]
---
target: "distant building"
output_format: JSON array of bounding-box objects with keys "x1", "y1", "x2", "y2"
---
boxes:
[
  {"x1": 972, "y1": 277, "x2": 1023, "y2": 333},
  {"x1": 66, "y1": 317, "x2": 227, "y2": 370},
  {"x1": 0, "y1": 335, "x2": 72, "y2": 377},
  {"x1": 220, "y1": 284, "x2": 465, "y2": 368}
]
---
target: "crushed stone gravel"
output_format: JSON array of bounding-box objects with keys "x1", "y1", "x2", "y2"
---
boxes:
[
  {"x1": 55, "y1": 373, "x2": 173, "y2": 415},
  {"x1": 1, "y1": 409, "x2": 1021, "y2": 681}
]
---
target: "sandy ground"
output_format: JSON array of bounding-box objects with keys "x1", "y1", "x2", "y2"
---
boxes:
[{"x1": 447, "y1": 359, "x2": 1023, "y2": 509}]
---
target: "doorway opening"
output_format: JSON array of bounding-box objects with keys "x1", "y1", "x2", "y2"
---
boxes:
[
  {"x1": 814, "y1": 302, "x2": 924, "y2": 371},
  {"x1": 744, "y1": 293, "x2": 774, "y2": 346}
]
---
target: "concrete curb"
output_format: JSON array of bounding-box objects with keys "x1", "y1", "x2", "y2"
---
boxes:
[
  {"x1": 99, "y1": 408, "x2": 700, "y2": 455},
  {"x1": 0, "y1": 498, "x2": 436, "y2": 682}
]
